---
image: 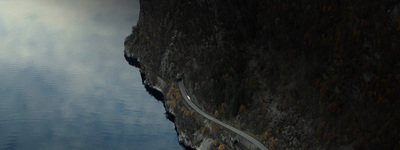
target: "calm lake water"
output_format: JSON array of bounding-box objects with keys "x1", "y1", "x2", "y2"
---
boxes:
[{"x1": 0, "y1": 0, "x2": 183, "y2": 149}]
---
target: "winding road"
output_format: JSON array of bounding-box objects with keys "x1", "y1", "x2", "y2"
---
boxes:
[{"x1": 178, "y1": 81, "x2": 268, "y2": 150}]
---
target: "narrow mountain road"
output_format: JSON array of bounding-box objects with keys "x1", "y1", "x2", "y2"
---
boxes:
[{"x1": 178, "y1": 81, "x2": 268, "y2": 150}]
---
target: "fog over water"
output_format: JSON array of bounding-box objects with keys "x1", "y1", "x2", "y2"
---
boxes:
[{"x1": 0, "y1": 0, "x2": 183, "y2": 149}]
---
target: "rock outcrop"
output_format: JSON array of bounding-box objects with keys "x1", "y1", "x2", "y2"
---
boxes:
[{"x1": 125, "y1": 0, "x2": 400, "y2": 149}]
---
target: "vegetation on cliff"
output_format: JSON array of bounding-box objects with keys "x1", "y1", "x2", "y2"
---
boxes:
[{"x1": 125, "y1": 0, "x2": 400, "y2": 149}]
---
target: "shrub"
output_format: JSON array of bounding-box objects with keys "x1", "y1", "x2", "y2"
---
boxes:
[{"x1": 218, "y1": 144, "x2": 225, "y2": 150}]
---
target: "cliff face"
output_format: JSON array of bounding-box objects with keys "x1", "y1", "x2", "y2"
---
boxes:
[{"x1": 125, "y1": 0, "x2": 400, "y2": 149}]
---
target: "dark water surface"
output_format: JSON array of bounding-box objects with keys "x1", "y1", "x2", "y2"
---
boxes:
[{"x1": 0, "y1": 0, "x2": 183, "y2": 149}]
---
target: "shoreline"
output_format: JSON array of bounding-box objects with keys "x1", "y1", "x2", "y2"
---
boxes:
[{"x1": 124, "y1": 54, "x2": 195, "y2": 150}]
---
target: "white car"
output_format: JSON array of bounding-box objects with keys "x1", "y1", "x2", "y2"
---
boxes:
[{"x1": 187, "y1": 96, "x2": 191, "y2": 100}]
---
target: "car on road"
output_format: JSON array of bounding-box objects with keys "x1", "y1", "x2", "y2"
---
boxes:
[
  {"x1": 176, "y1": 73, "x2": 184, "y2": 82},
  {"x1": 187, "y1": 96, "x2": 191, "y2": 100}
]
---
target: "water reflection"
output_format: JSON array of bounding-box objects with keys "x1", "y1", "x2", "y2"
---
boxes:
[{"x1": 0, "y1": 0, "x2": 183, "y2": 149}]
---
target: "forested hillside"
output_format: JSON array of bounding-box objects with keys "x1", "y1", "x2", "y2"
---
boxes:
[{"x1": 125, "y1": 0, "x2": 400, "y2": 149}]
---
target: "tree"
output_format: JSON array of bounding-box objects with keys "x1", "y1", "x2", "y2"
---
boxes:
[
  {"x1": 218, "y1": 144, "x2": 225, "y2": 150},
  {"x1": 239, "y1": 104, "x2": 246, "y2": 114},
  {"x1": 214, "y1": 110, "x2": 219, "y2": 118},
  {"x1": 166, "y1": 86, "x2": 180, "y2": 109}
]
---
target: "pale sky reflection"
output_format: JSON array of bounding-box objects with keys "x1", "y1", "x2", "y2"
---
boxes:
[
  {"x1": 0, "y1": 0, "x2": 139, "y2": 94},
  {"x1": 0, "y1": 0, "x2": 183, "y2": 149}
]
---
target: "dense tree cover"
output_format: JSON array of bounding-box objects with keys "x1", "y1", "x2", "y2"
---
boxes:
[{"x1": 125, "y1": 0, "x2": 400, "y2": 149}]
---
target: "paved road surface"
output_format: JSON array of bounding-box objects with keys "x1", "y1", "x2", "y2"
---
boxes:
[{"x1": 178, "y1": 81, "x2": 268, "y2": 150}]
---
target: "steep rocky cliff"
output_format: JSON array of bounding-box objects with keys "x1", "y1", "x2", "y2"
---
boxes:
[{"x1": 124, "y1": 0, "x2": 400, "y2": 149}]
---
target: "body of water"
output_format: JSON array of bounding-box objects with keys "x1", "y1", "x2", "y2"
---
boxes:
[{"x1": 0, "y1": 0, "x2": 183, "y2": 149}]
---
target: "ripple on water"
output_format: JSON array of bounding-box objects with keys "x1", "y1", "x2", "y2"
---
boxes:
[
  {"x1": 1, "y1": 133, "x2": 19, "y2": 150},
  {"x1": 0, "y1": 0, "x2": 184, "y2": 149}
]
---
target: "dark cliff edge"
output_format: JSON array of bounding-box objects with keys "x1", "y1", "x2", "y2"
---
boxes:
[
  {"x1": 125, "y1": 0, "x2": 400, "y2": 149},
  {"x1": 124, "y1": 55, "x2": 194, "y2": 150}
]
